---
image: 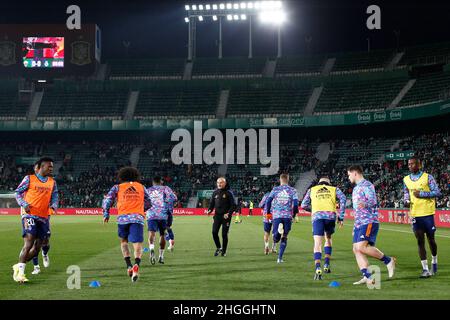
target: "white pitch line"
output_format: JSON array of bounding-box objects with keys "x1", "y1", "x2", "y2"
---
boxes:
[
  {"x1": 379, "y1": 226, "x2": 450, "y2": 239},
  {"x1": 296, "y1": 217, "x2": 450, "y2": 239}
]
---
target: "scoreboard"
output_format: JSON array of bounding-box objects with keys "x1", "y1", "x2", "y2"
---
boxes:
[{"x1": 0, "y1": 24, "x2": 101, "y2": 78}]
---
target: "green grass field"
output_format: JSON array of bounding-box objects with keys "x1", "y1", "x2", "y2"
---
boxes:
[{"x1": 1, "y1": 215, "x2": 449, "y2": 300}]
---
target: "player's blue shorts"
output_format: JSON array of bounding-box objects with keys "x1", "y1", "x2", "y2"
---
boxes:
[
  {"x1": 412, "y1": 215, "x2": 436, "y2": 235},
  {"x1": 118, "y1": 223, "x2": 144, "y2": 243},
  {"x1": 22, "y1": 216, "x2": 51, "y2": 240},
  {"x1": 353, "y1": 222, "x2": 379, "y2": 246},
  {"x1": 147, "y1": 219, "x2": 167, "y2": 234},
  {"x1": 167, "y1": 213, "x2": 173, "y2": 228},
  {"x1": 263, "y1": 221, "x2": 272, "y2": 233},
  {"x1": 272, "y1": 218, "x2": 292, "y2": 238},
  {"x1": 312, "y1": 219, "x2": 336, "y2": 236}
]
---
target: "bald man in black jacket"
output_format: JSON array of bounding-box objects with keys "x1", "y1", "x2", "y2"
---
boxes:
[{"x1": 207, "y1": 177, "x2": 237, "y2": 257}]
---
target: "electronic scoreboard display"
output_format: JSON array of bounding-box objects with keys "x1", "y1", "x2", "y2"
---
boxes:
[
  {"x1": 22, "y1": 37, "x2": 64, "y2": 68},
  {"x1": 0, "y1": 24, "x2": 100, "y2": 78}
]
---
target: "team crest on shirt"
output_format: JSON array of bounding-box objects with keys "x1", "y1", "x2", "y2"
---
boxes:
[{"x1": 223, "y1": 194, "x2": 227, "y2": 198}]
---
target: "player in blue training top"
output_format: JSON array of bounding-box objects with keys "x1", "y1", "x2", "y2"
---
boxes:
[
  {"x1": 347, "y1": 165, "x2": 396, "y2": 285},
  {"x1": 265, "y1": 173, "x2": 299, "y2": 264},
  {"x1": 259, "y1": 191, "x2": 277, "y2": 255},
  {"x1": 163, "y1": 185, "x2": 178, "y2": 252},
  {"x1": 301, "y1": 176, "x2": 346, "y2": 280},
  {"x1": 146, "y1": 176, "x2": 177, "y2": 265}
]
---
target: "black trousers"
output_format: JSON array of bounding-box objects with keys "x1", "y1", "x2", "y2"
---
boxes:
[{"x1": 212, "y1": 215, "x2": 231, "y2": 252}]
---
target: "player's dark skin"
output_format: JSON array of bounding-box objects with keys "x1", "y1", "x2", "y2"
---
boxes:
[
  {"x1": 407, "y1": 159, "x2": 437, "y2": 260},
  {"x1": 19, "y1": 161, "x2": 54, "y2": 263}
]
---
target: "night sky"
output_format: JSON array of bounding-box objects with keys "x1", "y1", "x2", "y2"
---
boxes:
[{"x1": 1, "y1": 0, "x2": 450, "y2": 59}]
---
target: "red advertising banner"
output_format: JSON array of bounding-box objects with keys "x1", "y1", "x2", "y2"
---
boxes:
[{"x1": 1, "y1": 208, "x2": 449, "y2": 228}]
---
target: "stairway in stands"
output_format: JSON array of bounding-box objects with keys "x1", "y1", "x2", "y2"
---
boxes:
[{"x1": 294, "y1": 142, "x2": 331, "y2": 199}]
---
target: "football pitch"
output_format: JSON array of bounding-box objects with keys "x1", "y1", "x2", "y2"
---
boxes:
[{"x1": 1, "y1": 215, "x2": 449, "y2": 300}]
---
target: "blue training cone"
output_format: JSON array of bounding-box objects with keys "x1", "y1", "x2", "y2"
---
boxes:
[
  {"x1": 143, "y1": 247, "x2": 149, "y2": 253},
  {"x1": 89, "y1": 280, "x2": 101, "y2": 288},
  {"x1": 329, "y1": 281, "x2": 341, "y2": 288}
]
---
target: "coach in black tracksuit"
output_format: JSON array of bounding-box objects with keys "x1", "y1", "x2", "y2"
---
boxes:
[{"x1": 207, "y1": 177, "x2": 236, "y2": 257}]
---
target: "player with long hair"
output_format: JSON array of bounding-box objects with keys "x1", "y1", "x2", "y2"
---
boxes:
[{"x1": 103, "y1": 167, "x2": 151, "y2": 282}]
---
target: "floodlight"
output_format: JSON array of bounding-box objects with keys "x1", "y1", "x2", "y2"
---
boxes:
[
  {"x1": 233, "y1": 3, "x2": 239, "y2": 9},
  {"x1": 259, "y1": 10, "x2": 286, "y2": 24},
  {"x1": 226, "y1": 3, "x2": 232, "y2": 9},
  {"x1": 247, "y1": 2, "x2": 254, "y2": 9},
  {"x1": 241, "y1": 14, "x2": 247, "y2": 20},
  {"x1": 240, "y1": 3, "x2": 247, "y2": 9},
  {"x1": 198, "y1": 15, "x2": 204, "y2": 21},
  {"x1": 184, "y1": 17, "x2": 189, "y2": 23},
  {"x1": 227, "y1": 14, "x2": 232, "y2": 20},
  {"x1": 233, "y1": 14, "x2": 239, "y2": 20},
  {"x1": 199, "y1": 4, "x2": 204, "y2": 10},
  {"x1": 205, "y1": 4, "x2": 211, "y2": 10},
  {"x1": 219, "y1": 3, "x2": 225, "y2": 9},
  {"x1": 192, "y1": 4, "x2": 197, "y2": 10},
  {"x1": 213, "y1": 15, "x2": 218, "y2": 21},
  {"x1": 212, "y1": 4, "x2": 218, "y2": 10},
  {"x1": 185, "y1": 5, "x2": 190, "y2": 11}
]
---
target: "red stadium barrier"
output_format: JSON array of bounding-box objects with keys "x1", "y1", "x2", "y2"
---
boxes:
[{"x1": 1, "y1": 208, "x2": 449, "y2": 227}]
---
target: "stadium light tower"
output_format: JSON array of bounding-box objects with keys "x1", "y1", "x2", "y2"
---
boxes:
[{"x1": 184, "y1": 1, "x2": 286, "y2": 60}]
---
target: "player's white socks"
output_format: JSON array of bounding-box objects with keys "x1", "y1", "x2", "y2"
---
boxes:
[
  {"x1": 160, "y1": 249, "x2": 165, "y2": 258},
  {"x1": 421, "y1": 260, "x2": 429, "y2": 271},
  {"x1": 264, "y1": 241, "x2": 269, "y2": 249},
  {"x1": 18, "y1": 263, "x2": 26, "y2": 275},
  {"x1": 432, "y1": 256, "x2": 438, "y2": 264},
  {"x1": 149, "y1": 244, "x2": 155, "y2": 251}
]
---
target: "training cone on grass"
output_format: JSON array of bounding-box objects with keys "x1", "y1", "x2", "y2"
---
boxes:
[
  {"x1": 329, "y1": 281, "x2": 341, "y2": 288},
  {"x1": 89, "y1": 280, "x2": 101, "y2": 288}
]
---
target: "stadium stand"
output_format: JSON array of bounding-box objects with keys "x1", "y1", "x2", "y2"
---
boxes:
[
  {"x1": 314, "y1": 75, "x2": 408, "y2": 114},
  {"x1": 398, "y1": 42, "x2": 450, "y2": 66},
  {"x1": 226, "y1": 84, "x2": 312, "y2": 117},
  {"x1": 1, "y1": 132, "x2": 448, "y2": 209},
  {"x1": 275, "y1": 55, "x2": 326, "y2": 76},
  {"x1": 0, "y1": 81, "x2": 28, "y2": 120},
  {"x1": 331, "y1": 49, "x2": 393, "y2": 73},
  {"x1": 4, "y1": 42, "x2": 446, "y2": 121},
  {"x1": 325, "y1": 133, "x2": 450, "y2": 208},
  {"x1": 108, "y1": 58, "x2": 185, "y2": 79},
  {"x1": 38, "y1": 85, "x2": 128, "y2": 120},
  {"x1": 134, "y1": 88, "x2": 219, "y2": 119},
  {"x1": 398, "y1": 71, "x2": 450, "y2": 107},
  {"x1": 192, "y1": 57, "x2": 267, "y2": 79}
]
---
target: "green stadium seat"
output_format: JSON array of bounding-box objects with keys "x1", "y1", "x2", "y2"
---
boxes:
[
  {"x1": 275, "y1": 55, "x2": 326, "y2": 77},
  {"x1": 332, "y1": 50, "x2": 393, "y2": 73},
  {"x1": 315, "y1": 76, "x2": 408, "y2": 114},
  {"x1": 38, "y1": 88, "x2": 128, "y2": 120},
  {"x1": 108, "y1": 59, "x2": 185, "y2": 79},
  {"x1": 192, "y1": 57, "x2": 266, "y2": 79},
  {"x1": 134, "y1": 88, "x2": 219, "y2": 119},
  {"x1": 399, "y1": 72, "x2": 450, "y2": 107}
]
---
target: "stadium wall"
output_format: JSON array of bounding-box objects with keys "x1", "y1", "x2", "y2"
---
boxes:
[{"x1": 1, "y1": 208, "x2": 449, "y2": 228}]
